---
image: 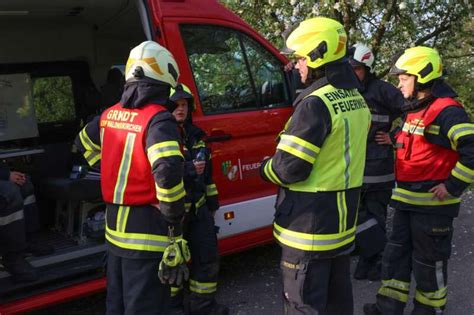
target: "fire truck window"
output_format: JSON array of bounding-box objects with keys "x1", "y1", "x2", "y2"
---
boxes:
[
  {"x1": 242, "y1": 36, "x2": 290, "y2": 109},
  {"x1": 181, "y1": 25, "x2": 259, "y2": 114},
  {"x1": 33, "y1": 76, "x2": 76, "y2": 123}
]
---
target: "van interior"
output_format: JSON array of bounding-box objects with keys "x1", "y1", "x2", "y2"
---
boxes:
[{"x1": 0, "y1": 0, "x2": 149, "y2": 303}]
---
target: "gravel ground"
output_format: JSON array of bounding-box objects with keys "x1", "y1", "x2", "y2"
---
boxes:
[{"x1": 30, "y1": 193, "x2": 474, "y2": 315}]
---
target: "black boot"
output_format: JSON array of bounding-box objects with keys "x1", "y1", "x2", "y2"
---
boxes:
[
  {"x1": 354, "y1": 256, "x2": 370, "y2": 280},
  {"x1": 2, "y1": 252, "x2": 39, "y2": 283},
  {"x1": 367, "y1": 256, "x2": 382, "y2": 281},
  {"x1": 363, "y1": 303, "x2": 382, "y2": 315}
]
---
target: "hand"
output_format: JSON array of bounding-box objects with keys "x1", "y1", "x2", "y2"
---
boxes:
[
  {"x1": 429, "y1": 183, "x2": 450, "y2": 201},
  {"x1": 193, "y1": 160, "x2": 206, "y2": 175},
  {"x1": 375, "y1": 131, "x2": 393, "y2": 145},
  {"x1": 283, "y1": 62, "x2": 295, "y2": 72},
  {"x1": 9, "y1": 171, "x2": 26, "y2": 186}
]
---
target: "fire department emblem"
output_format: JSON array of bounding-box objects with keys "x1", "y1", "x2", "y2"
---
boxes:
[{"x1": 221, "y1": 160, "x2": 238, "y2": 181}]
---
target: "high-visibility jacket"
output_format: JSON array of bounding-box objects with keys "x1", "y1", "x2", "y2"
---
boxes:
[
  {"x1": 260, "y1": 78, "x2": 371, "y2": 256},
  {"x1": 391, "y1": 96, "x2": 474, "y2": 217}
]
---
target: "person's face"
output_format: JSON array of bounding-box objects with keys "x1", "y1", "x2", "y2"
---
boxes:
[
  {"x1": 398, "y1": 74, "x2": 416, "y2": 99},
  {"x1": 294, "y1": 56, "x2": 308, "y2": 84},
  {"x1": 352, "y1": 65, "x2": 366, "y2": 82},
  {"x1": 172, "y1": 99, "x2": 189, "y2": 123}
]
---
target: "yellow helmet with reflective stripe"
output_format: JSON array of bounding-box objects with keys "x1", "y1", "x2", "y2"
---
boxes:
[
  {"x1": 170, "y1": 83, "x2": 194, "y2": 110},
  {"x1": 125, "y1": 41, "x2": 180, "y2": 87},
  {"x1": 390, "y1": 46, "x2": 442, "y2": 84},
  {"x1": 286, "y1": 17, "x2": 347, "y2": 69}
]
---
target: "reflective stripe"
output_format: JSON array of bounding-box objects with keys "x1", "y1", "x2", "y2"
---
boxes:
[
  {"x1": 263, "y1": 159, "x2": 284, "y2": 186},
  {"x1": 277, "y1": 134, "x2": 320, "y2": 164},
  {"x1": 195, "y1": 194, "x2": 206, "y2": 209},
  {"x1": 23, "y1": 195, "x2": 36, "y2": 206},
  {"x1": 273, "y1": 222, "x2": 355, "y2": 251},
  {"x1": 378, "y1": 287, "x2": 409, "y2": 303},
  {"x1": 391, "y1": 188, "x2": 460, "y2": 206},
  {"x1": 105, "y1": 226, "x2": 176, "y2": 252},
  {"x1": 343, "y1": 118, "x2": 351, "y2": 189},
  {"x1": 84, "y1": 149, "x2": 101, "y2": 166},
  {"x1": 336, "y1": 191, "x2": 347, "y2": 233},
  {"x1": 415, "y1": 289, "x2": 447, "y2": 308},
  {"x1": 381, "y1": 279, "x2": 410, "y2": 291},
  {"x1": 206, "y1": 184, "x2": 218, "y2": 196},
  {"x1": 436, "y1": 261, "x2": 445, "y2": 291},
  {"x1": 192, "y1": 140, "x2": 206, "y2": 149},
  {"x1": 0, "y1": 209, "x2": 24, "y2": 226},
  {"x1": 147, "y1": 141, "x2": 183, "y2": 166},
  {"x1": 356, "y1": 218, "x2": 378, "y2": 234},
  {"x1": 79, "y1": 128, "x2": 101, "y2": 151},
  {"x1": 185, "y1": 203, "x2": 192, "y2": 213},
  {"x1": 156, "y1": 181, "x2": 185, "y2": 203},
  {"x1": 425, "y1": 124, "x2": 440, "y2": 135},
  {"x1": 402, "y1": 122, "x2": 424, "y2": 136},
  {"x1": 447, "y1": 123, "x2": 474, "y2": 148},
  {"x1": 371, "y1": 114, "x2": 389, "y2": 123},
  {"x1": 363, "y1": 173, "x2": 395, "y2": 184},
  {"x1": 451, "y1": 161, "x2": 474, "y2": 184},
  {"x1": 395, "y1": 142, "x2": 403, "y2": 149},
  {"x1": 116, "y1": 206, "x2": 130, "y2": 233},
  {"x1": 189, "y1": 279, "x2": 217, "y2": 294},
  {"x1": 171, "y1": 286, "x2": 182, "y2": 297},
  {"x1": 113, "y1": 133, "x2": 136, "y2": 204}
]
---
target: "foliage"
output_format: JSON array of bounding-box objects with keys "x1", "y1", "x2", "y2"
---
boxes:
[
  {"x1": 220, "y1": 0, "x2": 473, "y2": 112},
  {"x1": 33, "y1": 76, "x2": 76, "y2": 123}
]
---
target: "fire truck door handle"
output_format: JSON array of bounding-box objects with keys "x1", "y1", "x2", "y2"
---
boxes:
[{"x1": 206, "y1": 130, "x2": 232, "y2": 142}]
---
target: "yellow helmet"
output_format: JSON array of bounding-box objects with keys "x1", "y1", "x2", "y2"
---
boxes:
[
  {"x1": 286, "y1": 17, "x2": 347, "y2": 69},
  {"x1": 170, "y1": 83, "x2": 194, "y2": 110},
  {"x1": 390, "y1": 46, "x2": 442, "y2": 85},
  {"x1": 125, "y1": 41, "x2": 180, "y2": 87}
]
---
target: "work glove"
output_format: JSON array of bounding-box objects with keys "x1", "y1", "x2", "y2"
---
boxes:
[{"x1": 158, "y1": 227, "x2": 191, "y2": 287}]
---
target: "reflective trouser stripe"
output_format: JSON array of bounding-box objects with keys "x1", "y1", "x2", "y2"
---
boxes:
[
  {"x1": 378, "y1": 279, "x2": 410, "y2": 303},
  {"x1": 206, "y1": 184, "x2": 218, "y2": 196},
  {"x1": 273, "y1": 222, "x2": 355, "y2": 251},
  {"x1": 363, "y1": 173, "x2": 395, "y2": 184},
  {"x1": 356, "y1": 218, "x2": 378, "y2": 234},
  {"x1": 105, "y1": 226, "x2": 176, "y2": 252},
  {"x1": 277, "y1": 134, "x2": 320, "y2": 164},
  {"x1": 23, "y1": 195, "x2": 36, "y2": 205},
  {"x1": 391, "y1": 188, "x2": 460, "y2": 206},
  {"x1": 451, "y1": 161, "x2": 474, "y2": 184},
  {"x1": 171, "y1": 286, "x2": 182, "y2": 297},
  {"x1": 415, "y1": 260, "x2": 448, "y2": 309},
  {"x1": 371, "y1": 114, "x2": 389, "y2": 123},
  {"x1": 0, "y1": 209, "x2": 24, "y2": 226},
  {"x1": 189, "y1": 279, "x2": 217, "y2": 294},
  {"x1": 156, "y1": 181, "x2": 186, "y2": 203}
]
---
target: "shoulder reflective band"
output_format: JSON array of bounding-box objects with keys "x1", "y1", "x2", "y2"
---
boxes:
[
  {"x1": 415, "y1": 288, "x2": 447, "y2": 308},
  {"x1": 263, "y1": 158, "x2": 284, "y2": 186},
  {"x1": 147, "y1": 141, "x2": 183, "y2": 166},
  {"x1": 189, "y1": 279, "x2": 217, "y2": 294},
  {"x1": 105, "y1": 225, "x2": 179, "y2": 252},
  {"x1": 273, "y1": 222, "x2": 355, "y2": 251},
  {"x1": 156, "y1": 181, "x2": 185, "y2": 203},
  {"x1": 391, "y1": 188, "x2": 461, "y2": 206},
  {"x1": 113, "y1": 133, "x2": 136, "y2": 204},
  {"x1": 0, "y1": 209, "x2": 24, "y2": 226},
  {"x1": 448, "y1": 123, "x2": 474, "y2": 149},
  {"x1": 378, "y1": 279, "x2": 410, "y2": 303},
  {"x1": 371, "y1": 114, "x2": 389, "y2": 123},
  {"x1": 206, "y1": 183, "x2": 218, "y2": 196},
  {"x1": 277, "y1": 134, "x2": 320, "y2": 164},
  {"x1": 451, "y1": 161, "x2": 474, "y2": 184},
  {"x1": 402, "y1": 122, "x2": 424, "y2": 136},
  {"x1": 363, "y1": 173, "x2": 395, "y2": 184},
  {"x1": 425, "y1": 124, "x2": 440, "y2": 135}
]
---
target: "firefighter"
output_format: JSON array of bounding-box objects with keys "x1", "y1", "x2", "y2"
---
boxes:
[
  {"x1": 0, "y1": 167, "x2": 54, "y2": 283},
  {"x1": 364, "y1": 46, "x2": 474, "y2": 315},
  {"x1": 169, "y1": 84, "x2": 228, "y2": 315},
  {"x1": 260, "y1": 17, "x2": 371, "y2": 314},
  {"x1": 348, "y1": 43, "x2": 406, "y2": 281},
  {"x1": 75, "y1": 41, "x2": 189, "y2": 315}
]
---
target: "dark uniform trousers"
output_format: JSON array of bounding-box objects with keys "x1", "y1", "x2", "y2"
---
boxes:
[
  {"x1": 377, "y1": 208, "x2": 454, "y2": 315},
  {"x1": 356, "y1": 189, "x2": 391, "y2": 258},
  {"x1": 0, "y1": 178, "x2": 39, "y2": 255},
  {"x1": 185, "y1": 203, "x2": 219, "y2": 314}
]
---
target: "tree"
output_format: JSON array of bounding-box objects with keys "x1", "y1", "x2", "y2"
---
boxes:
[{"x1": 221, "y1": 0, "x2": 473, "y2": 113}]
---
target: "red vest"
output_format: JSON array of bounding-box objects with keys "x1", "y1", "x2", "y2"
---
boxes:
[
  {"x1": 395, "y1": 97, "x2": 461, "y2": 182},
  {"x1": 100, "y1": 103, "x2": 166, "y2": 205}
]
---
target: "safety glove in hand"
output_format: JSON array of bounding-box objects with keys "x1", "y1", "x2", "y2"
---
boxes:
[{"x1": 158, "y1": 226, "x2": 191, "y2": 286}]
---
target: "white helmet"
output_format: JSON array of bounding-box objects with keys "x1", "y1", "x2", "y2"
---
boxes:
[
  {"x1": 349, "y1": 43, "x2": 375, "y2": 73},
  {"x1": 125, "y1": 41, "x2": 180, "y2": 87}
]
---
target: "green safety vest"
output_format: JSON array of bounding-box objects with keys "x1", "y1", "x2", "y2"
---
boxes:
[{"x1": 287, "y1": 84, "x2": 371, "y2": 192}]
